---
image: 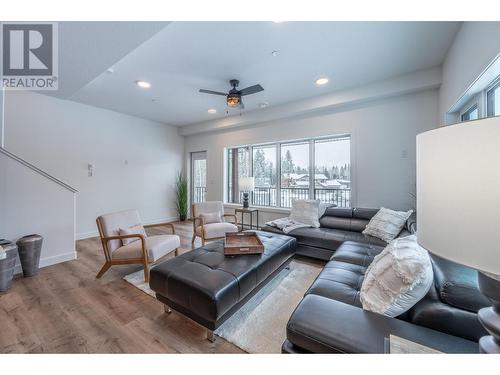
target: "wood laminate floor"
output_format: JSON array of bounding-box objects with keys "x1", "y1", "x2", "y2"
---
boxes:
[{"x1": 0, "y1": 221, "x2": 245, "y2": 353}]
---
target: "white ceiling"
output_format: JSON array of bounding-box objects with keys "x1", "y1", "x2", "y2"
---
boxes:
[{"x1": 55, "y1": 22, "x2": 461, "y2": 126}]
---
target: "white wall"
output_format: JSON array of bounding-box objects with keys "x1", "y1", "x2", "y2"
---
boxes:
[
  {"x1": 0, "y1": 152, "x2": 76, "y2": 270},
  {"x1": 185, "y1": 89, "x2": 439, "y2": 223},
  {"x1": 4, "y1": 91, "x2": 184, "y2": 238},
  {"x1": 439, "y1": 22, "x2": 500, "y2": 125}
]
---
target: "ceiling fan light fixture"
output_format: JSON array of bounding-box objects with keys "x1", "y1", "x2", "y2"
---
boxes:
[{"x1": 226, "y1": 94, "x2": 241, "y2": 107}]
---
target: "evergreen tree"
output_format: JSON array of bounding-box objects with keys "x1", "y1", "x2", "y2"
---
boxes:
[
  {"x1": 253, "y1": 148, "x2": 267, "y2": 185},
  {"x1": 281, "y1": 150, "x2": 294, "y2": 174}
]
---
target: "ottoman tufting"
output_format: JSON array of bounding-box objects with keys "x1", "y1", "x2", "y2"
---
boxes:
[{"x1": 149, "y1": 230, "x2": 296, "y2": 341}]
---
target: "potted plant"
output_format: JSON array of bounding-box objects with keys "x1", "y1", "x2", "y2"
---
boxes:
[{"x1": 175, "y1": 172, "x2": 188, "y2": 221}]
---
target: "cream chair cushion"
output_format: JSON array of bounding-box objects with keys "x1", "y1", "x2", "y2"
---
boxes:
[
  {"x1": 196, "y1": 222, "x2": 238, "y2": 239},
  {"x1": 112, "y1": 234, "x2": 180, "y2": 262}
]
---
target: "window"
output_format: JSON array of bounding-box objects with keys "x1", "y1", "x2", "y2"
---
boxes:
[
  {"x1": 487, "y1": 80, "x2": 500, "y2": 117},
  {"x1": 280, "y1": 141, "x2": 310, "y2": 207},
  {"x1": 227, "y1": 147, "x2": 251, "y2": 204},
  {"x1": 461, "y1": 104, "x2": 479, "y2": 122},
  {"x1": 191, "y1": 151, "x2": 207, "y2": 203},
  {"x1": 226, "y1": 135, "x2": 351, "y2": 208},
  {"x1": 314, "y1": 137, "x2": 351, "y2": 207},
  {"x1": 252, "y1": 145, "x2": 277, "y2": 206}
]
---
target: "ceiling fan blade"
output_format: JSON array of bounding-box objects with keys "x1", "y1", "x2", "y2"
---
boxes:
[
  {"x1": 199, "y1": 89, "x2": 227, "y2": 96},
  {"x1": 239, "y1": 84, "x2": 264, "y2": 96}
]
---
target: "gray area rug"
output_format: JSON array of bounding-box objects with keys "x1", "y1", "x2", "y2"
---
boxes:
[{"x1": 124, "y1": 259, "x2": 322, "y2": 353}]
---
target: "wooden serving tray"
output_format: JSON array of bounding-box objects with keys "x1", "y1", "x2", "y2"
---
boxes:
[{"x1": 224, "y1": 232, "x2": 264, "y2": 255}]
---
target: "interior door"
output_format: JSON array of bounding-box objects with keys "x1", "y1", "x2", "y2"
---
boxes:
[{"x1": 191, "y1": 151, "x2": 207, "y2": 204}]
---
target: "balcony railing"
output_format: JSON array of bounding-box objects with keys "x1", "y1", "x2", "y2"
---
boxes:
[
  {"x1": 193, "y1": 186, "x2": 207, "y2": 203},
  {"x1": 243, "y1": 187, "x2": 351, "y2": 208}
]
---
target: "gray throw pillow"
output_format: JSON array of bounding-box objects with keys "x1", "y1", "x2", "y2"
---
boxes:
[
  {"x1": 362, "y1": 207, "x2": 413, "y2": 242},
  {"x1": 289, "y1": 199, "x2": 321, "y2": 227}
]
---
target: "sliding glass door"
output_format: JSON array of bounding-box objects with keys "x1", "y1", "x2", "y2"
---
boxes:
[{"x1": 191, "y1": 151, "x2": 207, "y2": 204}]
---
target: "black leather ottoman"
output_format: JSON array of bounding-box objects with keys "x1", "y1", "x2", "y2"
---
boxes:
[{"x1": 149, "y1": 230, "x2": 296, "y2": 341}]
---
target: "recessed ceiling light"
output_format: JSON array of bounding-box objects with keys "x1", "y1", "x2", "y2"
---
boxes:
[
  {"x1": 271, "y1": 50, "x2": 279, "y2": 57},
  {"x1": 208, "y1": 108, "x2": 217, "y2": 114},
  {"x1": 106, "y1": 68, "x2": 114, "y2": 74},
  {"x1": 136, "y1": 80, "x2": 151, "y2": 89},
  {"x1": 259, "y1": 102, "x2": 269, "y2": 108},
  {"x1": 315, "y1": 77, "x2": 329, "y2": 86}
]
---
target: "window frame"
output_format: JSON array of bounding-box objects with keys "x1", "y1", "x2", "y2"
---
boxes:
[
  {"x1": 460, "y1": 103, "x2": 479, "y2": 122},
  {"x1": 225, "y1": 134, "x2": 351, "y2": 209},
  {"x1": 486, "y1": 78, "x2": 500, "y2": 118}
]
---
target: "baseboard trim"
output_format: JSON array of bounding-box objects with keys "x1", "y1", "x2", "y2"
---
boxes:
[
  {"x1": 14, "y1": 251, "x2": 77, "y2": 275},
  {"x1": 76, "y1": 216, "x2": 179, "y2": 240}
]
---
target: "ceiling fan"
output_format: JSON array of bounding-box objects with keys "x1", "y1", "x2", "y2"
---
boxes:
[{"x1": 199, "y1": 79, "x2": 264, "y2": 109}]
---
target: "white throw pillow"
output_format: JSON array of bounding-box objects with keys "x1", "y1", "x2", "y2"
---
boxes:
[
  {"x1": 200, "y1": 212, "x2": 222, "y2": 224},
  {"x1": 119, "y1": 224, "x2": 147, "y2": 246},
  {"x1": 362, "y1": 207, "x2": 413, "y2": 242},
  {"x1": 289, "y1": 199, "x2": 321, "y2": 228},
  {"x1": 360, "y1": 235, "x2": 433, "y2": 317}
]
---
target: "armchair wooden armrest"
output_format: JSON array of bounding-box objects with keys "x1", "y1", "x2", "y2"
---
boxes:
[
  {"x1": 223, "y1": 214, "x2": 238, "y2": 224},
  {"x1": 144, "y1": 222, "x2": 176, "y2": 234},
  {"x1": 193, "y1": 216, "x2": 206, "y2": 229}
]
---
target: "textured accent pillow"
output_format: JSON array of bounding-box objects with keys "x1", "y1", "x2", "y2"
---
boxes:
[
  {"x1": 200, "y1": 212, "x2": 222, "y2": 224},
  {"x1": 289, "y1": 199, "x2": 321, "y2": 227},
  {"x1": 119, "y1": 224, "x2": 147, "y2": 246},
  {"x1": 362, "y1": 207, "x2": 413, "y2": 242},
  {"x1": 360, "y1": 235, "x2": 433, "y2": 317}
]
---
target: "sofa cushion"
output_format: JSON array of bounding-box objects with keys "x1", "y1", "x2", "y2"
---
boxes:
[
  {"x1": 431, "y1": 255, "x2": 490, "y2": 313},
  {"x1": 319, "y1": 207, "x2": 379, "y2": 232},
  {"x1": 286, "y1": 294, "x2": 478, "y2": 353},
  {"x1": 271, "y1": 227, "x2": 386, "y2": 252},
  {"x1": 112, "y1": 234, "x2": 180, "y2": 262},
  {"x1": 306, "y1": 260, "x2": 366, "y2": 307},
  {"x1": 331, "y1": 241, "x2": 385, "y2": 267}
]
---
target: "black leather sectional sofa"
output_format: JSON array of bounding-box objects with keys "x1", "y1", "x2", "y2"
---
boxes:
[
  {"x1": 261, "y1": 207, "x2": 490, "y2": 353},
  {"x1": 262, "y1": 207, "x2": 414, "y2": 261}
]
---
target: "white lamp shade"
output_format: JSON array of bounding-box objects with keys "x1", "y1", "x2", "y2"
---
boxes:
[
  {"x1": 239, "y1": 176, "x2": 255, "y2": 192},
  {"x1": 416, "y1": 116, "x2": 500, "y2": 275}
]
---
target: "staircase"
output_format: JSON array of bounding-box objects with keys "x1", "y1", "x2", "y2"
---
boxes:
[{"x1": 0, "y1": 90, "x2": 78, "y2": 273}]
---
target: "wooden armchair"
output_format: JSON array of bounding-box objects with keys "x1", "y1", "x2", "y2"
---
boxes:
[
  {"x1": 191, "y1": 201, "x2": 238, "y2": 246},
  {"x1": 96, "y1": 209, "x2": 180, "y2": 282}
]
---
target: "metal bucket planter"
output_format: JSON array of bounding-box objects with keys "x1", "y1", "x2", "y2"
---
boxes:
[
  {"x1": 0, "y1": 239, "x2": 18, "y2": 292},
  {"x1": 16, "y1": 234, "x2": 43, "y2": 277}
]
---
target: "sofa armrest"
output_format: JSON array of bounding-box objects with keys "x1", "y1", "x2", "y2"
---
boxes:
[{"x1": 286, "y1": 294, "x2": 478, "y2": 354}]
